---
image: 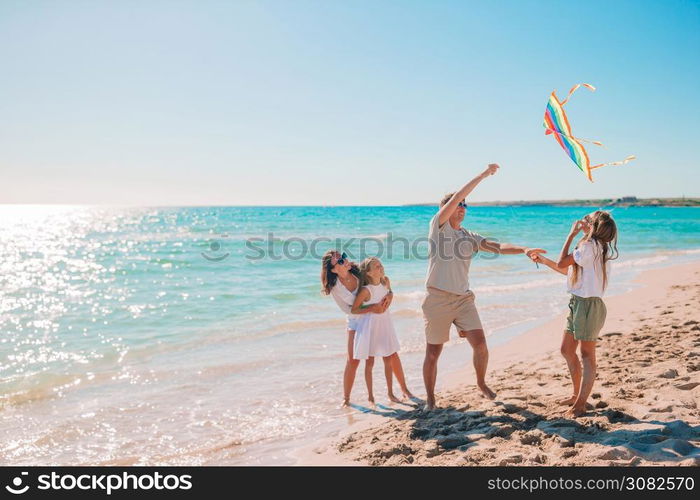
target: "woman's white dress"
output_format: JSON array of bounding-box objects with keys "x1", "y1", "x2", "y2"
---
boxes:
[{"x1": 353, "y1": 282, "x2": 400, "y2": 360}]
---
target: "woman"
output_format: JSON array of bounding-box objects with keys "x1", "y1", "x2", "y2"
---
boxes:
[{"x1": 321, "y1": 250, "x2": 391, "y2": 406}]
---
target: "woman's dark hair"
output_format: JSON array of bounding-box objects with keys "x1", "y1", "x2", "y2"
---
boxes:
[{"x1": 320, "y1": 249, "x2": 360, "y2": 295}]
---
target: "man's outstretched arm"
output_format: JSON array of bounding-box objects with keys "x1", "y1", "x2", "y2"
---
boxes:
[
  {"x1": 480, "y1": 239, "x2": 546, "y2": 258},
  {"x1": 437, "y1": 163, "x2": 500, "y2": 227}
]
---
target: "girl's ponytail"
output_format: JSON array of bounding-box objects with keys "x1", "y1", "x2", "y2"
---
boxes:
[{"x1": 582, "y1": 211, "x2": 619, "y2": 290}]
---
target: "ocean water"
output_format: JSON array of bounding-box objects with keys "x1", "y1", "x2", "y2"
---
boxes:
[{"x1": 0, "y1": 204, "x2": 698, "y2": 465}]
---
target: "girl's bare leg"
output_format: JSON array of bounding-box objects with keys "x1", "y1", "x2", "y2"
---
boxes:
[
  {"x1": 567, "y1": 341, "x2": 596, "y2": 417},
  {"x1": 364, "y1": 357, "x2": 375, "y2": 404},
  {"x1": 383, "y1": 356, "x2": 400, "y2": 402},
  {"x1": 342, "y1": 330, "x2": 361, "y2": 406},
  {"x1": 389, "y1": 353, "x2": 414, "y2": 398},
  {"x1": 559, "y1": 332, "x2": 582, "y2": 406}
]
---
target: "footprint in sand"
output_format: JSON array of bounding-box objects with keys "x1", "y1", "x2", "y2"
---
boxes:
[
  {"x1": 649, "y1": 404, "x2": 675, "y2": 413},
  {"x1": 675, "y1": 382, "x2": 700, "y2": 390},
  {"x1": 659, "y1": 369, "x2": 679, "y2": 379},
  {"x1": 598, "y1": 447, "x2": 636, "y2": 461},
  {"x1": 499, "y1": 403, "x2": 526, "y2": 414},
  {"x1": 503, "y1": 395, "x2": 528, "y2": 401}
]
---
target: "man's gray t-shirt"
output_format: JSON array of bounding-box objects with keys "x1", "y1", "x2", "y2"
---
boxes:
[{"x1": 425, "y1": 213, "x2": 485, "y2": 295}]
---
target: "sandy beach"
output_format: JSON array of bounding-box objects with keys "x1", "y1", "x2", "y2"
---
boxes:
[{"x1": 300, "y1": 259, "x2": 700, "y2": 466}]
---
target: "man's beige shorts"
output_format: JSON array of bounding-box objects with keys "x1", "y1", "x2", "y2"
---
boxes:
[{"x1": 421, "y1": 287, "x2": 483, "y2": 345}]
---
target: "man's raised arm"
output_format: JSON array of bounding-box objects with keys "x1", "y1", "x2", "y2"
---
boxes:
[{"x1": 437, "y1": 163, "x2": 500, "y2": 227}]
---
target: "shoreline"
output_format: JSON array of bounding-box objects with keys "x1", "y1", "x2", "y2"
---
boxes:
[
  {"x1": 405, "y1": 198, "x2": 700, "y2": 208},
  {"x1": 295, "y1": 259, "x2": 700, "y2": 466},
  {"x1": 2, "y1": 200, "x2": 698, "y2": 208}
]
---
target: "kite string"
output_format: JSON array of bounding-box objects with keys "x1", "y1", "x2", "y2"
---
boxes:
[
  {"x1": 544, "y1": 127, "x2": 604, "y2": 147},
  {"x1": 560, "y1": 83, "x2": 596, "y2": 106}
]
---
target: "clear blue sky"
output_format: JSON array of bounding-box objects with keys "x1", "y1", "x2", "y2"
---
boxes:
[{"x1": 1, "y1": 0, "x2": 698, "y2": 205}]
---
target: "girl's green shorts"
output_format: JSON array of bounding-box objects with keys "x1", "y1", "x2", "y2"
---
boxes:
[{"x1": 565, "y1": 294, "x2": 607, "y2": 342}]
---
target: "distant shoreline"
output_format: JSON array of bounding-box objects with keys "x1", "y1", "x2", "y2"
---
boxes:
[
  {"x1": 406, "y1": 197, "x2": 700, "y2": 208},
  {"x1": 1, "y1": 198, "x2": 698, "y2": 208}
]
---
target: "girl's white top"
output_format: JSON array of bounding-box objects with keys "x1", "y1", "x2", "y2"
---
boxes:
[{"x1": 566, "y1": 240, "x2": 611, "y2": 298}]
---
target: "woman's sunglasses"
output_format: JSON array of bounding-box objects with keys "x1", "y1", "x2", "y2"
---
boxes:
[
  {"x1": 458, "y1": 202, "x2": 468, "y2": 209},
  {"x1": 333, "y1": 252, "x2": 348, "y2": 266}
]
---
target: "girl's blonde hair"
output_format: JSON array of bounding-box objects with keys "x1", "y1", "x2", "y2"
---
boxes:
[
  {"x1": 570, "y1": 210, "x2": 619, "y2": 290},
  {"x1": 358, "y1": 257, "x2": 382, "y2": 287}
]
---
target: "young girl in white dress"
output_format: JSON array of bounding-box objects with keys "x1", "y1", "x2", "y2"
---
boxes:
[{"x1": 351, "y1": 257, "x2": 413, "y2": 403}]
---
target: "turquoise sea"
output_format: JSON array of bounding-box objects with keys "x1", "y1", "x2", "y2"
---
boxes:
[{"x1": 0, "y1": 205, "x2": 698, "y2": 464}]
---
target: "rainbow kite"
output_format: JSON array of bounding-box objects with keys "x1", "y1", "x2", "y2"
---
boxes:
[{"x1": 544, "y1": 83, "x2": 635, "y2": 182}]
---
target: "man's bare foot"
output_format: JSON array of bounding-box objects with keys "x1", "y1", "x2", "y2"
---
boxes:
[
  {"x1": 478, "y1": 383, "x2": 497, "y2": 400},
  {"x1": 565, "y1": 405, "x2": 586, "y2": 418},
  {"x1": 388, "y1": 394, "x2": 402, "y2": 403},
  {"x1": 402, "y1": 389, "x2": 415, "y2": 399},
  {"x1": 557, "y1": 396, "x2": 578, "y2": 406},
  {"x1": 424, "y1": 397, "x2": 437, "y2": 411},
  {"x1": 341, "y1": 398, "x2": 350, "y2": 407},
  {"x1": 368, "y1": 396, "x2": 375, "y2": 405}
]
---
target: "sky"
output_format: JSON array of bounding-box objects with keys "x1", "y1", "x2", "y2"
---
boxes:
[{"x1": 1, "y1": 0, "x2": 699, "y2": 205}]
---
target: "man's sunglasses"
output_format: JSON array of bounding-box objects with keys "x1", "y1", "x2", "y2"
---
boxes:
[
  {"x1": 458, "y1": 202, "x2": 468, "y2": 209},
  {"x1": 334, "y1": 252, "x2": 348, "y2": 266}
]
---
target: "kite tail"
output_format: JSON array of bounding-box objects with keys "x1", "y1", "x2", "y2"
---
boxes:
[
  {"x1": 560, "y1": 83, "x2": 596, "y2": 106},
  {"x1": 590, "y1": 155, "x2": 636, "y2": 170},
  {"x1": 574, "y1": 136, "x2": 604, "y2": 147}
]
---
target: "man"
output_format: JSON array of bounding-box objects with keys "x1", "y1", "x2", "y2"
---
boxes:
[{"x1": 421, "y1": 163, "x2": 545, "y2": 410}]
